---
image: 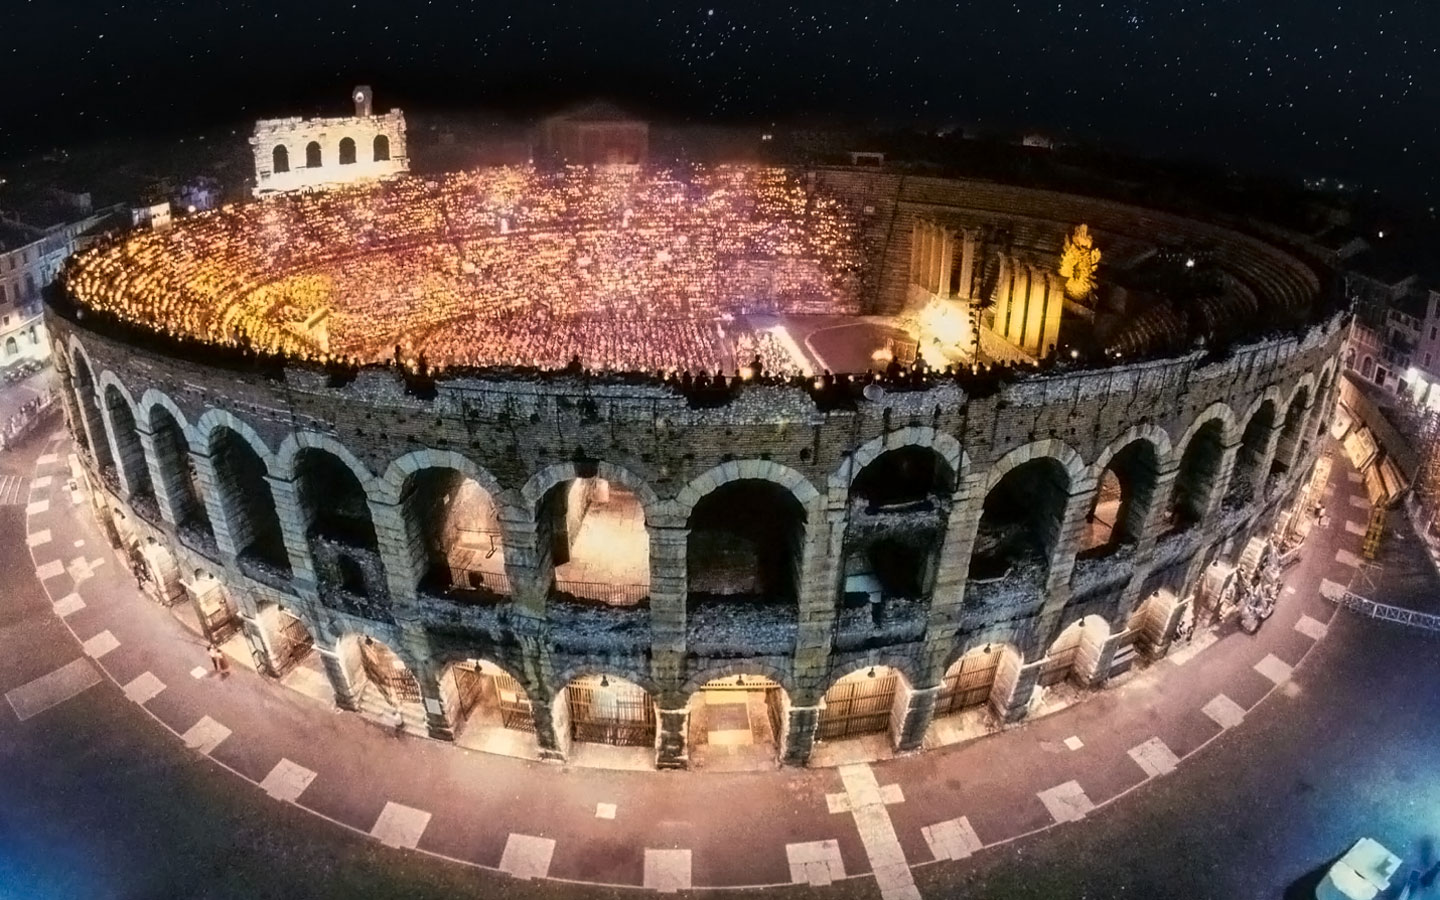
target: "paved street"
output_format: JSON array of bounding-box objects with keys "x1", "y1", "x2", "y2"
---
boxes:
[{"x1": 1, "y1": 424, "x2": 1438, "y2": 899}]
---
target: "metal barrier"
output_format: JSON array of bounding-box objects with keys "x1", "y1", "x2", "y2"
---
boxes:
[
  {"x1": 553, "y1": 578, "x2": 649, "y2": 607},
  {"x1": 1325, "y1": 586, "x2": 1440, "y2": 634}
]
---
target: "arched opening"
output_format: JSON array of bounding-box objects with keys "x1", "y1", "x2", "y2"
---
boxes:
[
  {"x1": 1273, "y1": 387, "x2": 1311, "y2": 474},
  {"x1": 1360, "y1": 356, "x2": 1375, "y2": 379},
  {"x1": 295, "y1": 448, "x2": 379, "y2": 599},
  {"x1": 686, "y1": 673, "x2": 788, "y2": 771},
  {"x1": 257, "y1": 602, "x2": 318, "y2": 681},
  {"x1": 103, "y1": 385, "x2": 154, "y2": 502},
  {"x1": 850, "y1": 446, "x2": 954, "y2": 511},
  {"x1": 969, "y1": 457, "x2": 1070, "y2": 586},
  {"x1": 1079, "y1": 440, "x2": 1159, "y2": 556},
  {"x1": 687, "y1": 479, "x2": 805, "y2": 603},
  {"x1": 210, "y1": 428, "x2": 289, "y2": 577},
  {"x1": 402, "y1": 467, "x2": 508, "y2": 601},
  {"x1": 1225, "y1": 400, "x2": 1276, "y2": 508},
  {"x1": 1037, "y1": 615, "x2": 1110, "y2": 691},
  {"x1": 150, "y1": 407, "x2": 210, "y2": 537},
  {"x1": 135, "y1": 537, "x2": 183, "y2": 605},
  {"x1": 1169, "y1": 420, "x2": 1225, "y2": 530},
  {"x1": 373, "y1": 134, "x2": 390, "y2": 162},
  {"x1": 929, "y1": 643, "x2": 1018, "y2": 746},
  {"x1": 70, "y1": 353, "x2": 111, "y2": 472},
  {"x1": 339, "y1": 635, "x2": 424, "y2": 734},
  {"x1": 563, "y1": 674, "x2": 656, "y2": 758},
  {"x1": 4, "y1": 337, "x2": 16, "y2": 356},
  {"x1": 305, "y1": 141, "x2": 322, "y2": 168},
  {"x1": 442, "y1": 659, "x2": 538, "y2": 758},
  {"x1": 181, "y1": 567, "x2": 239, "y2": 646},
  {"x1": 539, "y1": 475, "x2": 649, "y2": 606},
  {"x1": 272, "y1": 144, "x2": 289, "y2": 173},
  {"x1": 338, "y1": 137, "x2": 357, "y2": 165},
  {"x1": 814, "y1": 665, "x2": 908, "y2": 757}
]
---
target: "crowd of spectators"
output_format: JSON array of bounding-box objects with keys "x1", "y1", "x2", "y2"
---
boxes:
[{"x1": 64, "y1": 165, "x2": 866, "y2": 374}]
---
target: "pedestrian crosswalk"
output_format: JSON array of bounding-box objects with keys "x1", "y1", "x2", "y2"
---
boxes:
[{"x1": 0, "y1": 474, "x2": 26, "y2": 505}]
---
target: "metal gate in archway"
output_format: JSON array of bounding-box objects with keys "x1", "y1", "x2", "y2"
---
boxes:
[
  {"x1": 453, "y1": 664, "x2": 536, "y2": 733},
  {"x1": 273, "y1": 611, "x2": 314, "y2": 674},
  {"x1": 935, "y1": 650, "x2": 1000, "y2": 716},
  {"x1": 816, "y1": 671, "x2": 897, "y2": 741},
  {"x1": 1037, "y1": 630, "x2": 1082, "y2": 687},
  {"x1": 360, "y1": 639, "x2": 422, "y2": 704},
  {"x1": 568, "y1": 680, "x2": 655, "y2": 747}
]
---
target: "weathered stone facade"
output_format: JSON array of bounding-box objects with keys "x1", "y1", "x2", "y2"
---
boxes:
[{"x1": 249, "y1": 87, "x2": 408, "y2": 196}]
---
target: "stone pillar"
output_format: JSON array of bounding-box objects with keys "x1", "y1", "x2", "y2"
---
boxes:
[
  {"x1": 139, "y1": 428, "x2": 184, "y2": 526},
  {"x1": 1023, "y1": 265, "x2": 1048, "y2": 354},
  {"x1": 1040, "y1": 272, "x2": 1065, "y2": 358},
  {"x1": 655, "y1": 706, "x2": 690, "y2": 769},
  {"x1": 958, "y1": 229, "x2": 976, "y2": 299},
  {"x1": 1254, "y1": 422, "x2": 1286, "y2": 499},
  {"x1": 372, "y1": 498, "x2": 418, "y2": 605},
  {"x1": 414, "y1": 664, "x2": 455, "y2": 741},
  {"x1": 497, "y1": 500, "x2": 547, "y2": 619},
  {"x1": 936, "y1": 228, "x2": 953, "y2": 298},
  {"x1": 648, "y1": 521, "x2": 689, "y2": 690},
  {"x1": 267, "y1": 475, "x2": 318, "y2": 591},
  {"x1": 988, "y1": 649, "x2": 1040, "y2": 723},
  {"x1": 77, "y1": 386, "x2": 117, "y2": 474},
  {"x1": 919, "y1": 477, "x2": 982, "y2": 683},
  {"x1": 1037, "y1": 485, "x2": 1095, "y2": 629},
  {"x1": 99, "y1": 401, "x2": 149, "y2": 499},
  {"x1": 238, "y1": 611, "x2": 277, "y2": 677},
  {"x1": 991, "y1": 255, "x2": 1013, "y2": 341},
  {"x1": 1135, "y1": 588, "x2": 1184, "y2": 659},
  {"x1": 1204, "y1": 442, "x2": 1242, "y2": 522},
  {"x1": 893, "y1": 683, "x2": 938, "y2": 752},
  {"x1": 1075, "y1": 627, "x2": 1120, "y2": 687},
  {"x1": 1006, "y1": 264, "x2": 1030, "y2": 346},
  {"x1": 316, "y1": 642, "x2": 361, "y2": 710},
  {"x1": 191, "y1": 450, "x2": 240, "y2": 559},
  {"x1": 783, "y1": 704, "x2": 821, "y2": 766},
  {"x1": 539, "y1": 689, "x2": 572, "y2": 761}
]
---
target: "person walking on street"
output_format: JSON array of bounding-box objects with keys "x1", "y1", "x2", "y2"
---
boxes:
[{"x1": 207, "y1": 643, "x2": 229, "y2": 677}]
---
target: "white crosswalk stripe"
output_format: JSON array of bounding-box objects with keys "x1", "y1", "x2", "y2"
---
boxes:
[{"x1": 0, "y1": 475, "x2": 27, "y2": 505}]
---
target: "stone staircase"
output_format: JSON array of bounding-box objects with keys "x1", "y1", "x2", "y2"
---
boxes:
[{"x1": 356, "y1": 684, "x2": 429, "y2": 737}]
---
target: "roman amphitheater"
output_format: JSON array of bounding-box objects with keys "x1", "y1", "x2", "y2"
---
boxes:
[{"x1": 45, "y1": 161, "x2": 1346, "y2": 771}]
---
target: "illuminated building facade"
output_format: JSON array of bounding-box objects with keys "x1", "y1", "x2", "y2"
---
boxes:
[{"x1": 249, "y1": 86, "x2": 409, "y2": 197}]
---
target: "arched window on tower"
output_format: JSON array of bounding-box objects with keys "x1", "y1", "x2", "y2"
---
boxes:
[
  {"x1": 272, "y1": 145, "x2": 289, "y2": 173},
  {"x1": 338, "y1": 137, "x2": 357, "y2": 165},
  {"x1": 305, "y1": 141, "x2": 322, "y2": 168},
  {"x1": 373, "y1": 134, "x2": 390, "y2": 162}
]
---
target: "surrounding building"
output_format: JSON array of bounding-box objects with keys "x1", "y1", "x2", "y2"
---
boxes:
[
  {"x1": 0, "y1": 206, "x2": 112, "y2": 366},
  {"x1": 538, "y1": 102, "x2": 648, "y2": 166},
  {"x1": 249, "y1": 86, "x2": 409, "y2": 196}
]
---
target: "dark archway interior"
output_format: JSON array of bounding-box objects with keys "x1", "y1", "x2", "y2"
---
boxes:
[
  {"x1": 688, "y1": 480, "x2": 805, "y2": 601},
  {"x1": 1273, "y1": 387, "x2": 1311, "y2": 474},
  {"x1": 152, "y1": 407, "x2": 209, "y2": 532},
  {"x1": 338, "y1": 137, "x2": 357, "y2": 165},
  {"x1": 1171, "y1": 420, "x2": 1224, "y2": 528},
  {"x1": 104, "y1": 386, "x2": 153, "y2": 498},
  {"x1": 373, "y1": 134, "x2": 390, "y2": 161},
  {"x1": 851, "y1": 446, "x2": 953, "y2": 510},
  {"x1": 305, "y1": 141, "x2": 322, "y2": 168},
  {"x1": 403, "y1": 468, "x2": 505, "y2": 593},
  {"x1": 71, "y1": 355, "x2": 112, "y2": 470},
  {"x1": 1080, "y1": 440, "x2": 1158, "y2": 555},
  {"x1": 538, "y1": 476, "x2": 649, "y2": 604},
  {"x1": 969, "y1": 458, "x2": 1069, "y2": 580},
  {"x1": 272, "y1": 144, "x2": 289, "y2": 173},
  {"x1": 1226, "y1": 401, "x2": 1276, "y2": 507},
  {"x1": 297, "y1": 449, "x2": 377, "y2": 549},
  {"x1": 212, "y1": 429, "x2": 289, "y2": 570}
]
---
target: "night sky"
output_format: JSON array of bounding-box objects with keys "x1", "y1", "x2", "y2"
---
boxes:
[{"x1": 3, "y1": 0, "x2": 1437, "y2": 200}]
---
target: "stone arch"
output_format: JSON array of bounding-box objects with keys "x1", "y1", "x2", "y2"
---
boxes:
[
  {"x1": 680, "y1": 659, "x2": 798, "y2": 702},
  {"x1": 373, "y1": 134, "x2": 390, "y2": 162},
  {"x1": 675, "y1": 459, "x2": 822, "y2": 520},
  {"x1": 813, "y1": 657, "x2": 917, "y2": 743},
  {"x1": 304, "y1": 141, "x2": 322, "y2": 169},
  {"x1": 376, "y1": 448, "x2": 504, "y2": 507},
  {"x1": 1360, "y1": 355, "x2": 1375, "y2": 379},
  {"x1": 982, "y1": 438, "x2": 1090, "y2": 496},
  {"x1": 272, "y1": 144, "x2": 289, "y2": 174},
  {"x1": 334, "y1": 632, "x2": 425, "y2": 729},
  {"x1": 138, "y1": 390, "x2": 208, "y2": 530},
  {"x1": 98, "y1": 371, "x2": 153, "y2": 499},
  {"x1": 338, "y1": 136, "x2": 357, "y2": 165},
  {"x1": 195, "y1": 408, "x2": 277, "y2": 471},
  {"x1": 1090, "y1": 424, "x2": 1173, "y2": 475},
  {"x1": 4, "y1": 336, "x2": 15, "y2": 357},
  {"x1": 136, "y1": 388, "x2": 199, "y2": 449},
  {"x1": 521, "y1": 460, "x2": 660, "y2": 518},
  {"x1": 552, "y1": 661, "x2": 662, "y2": 700},
  {"x1": 1080, "y1": 430, "x2": 1167, "y2": 553},
  {"x1": 944, "y1": 623, "x2": 1025, "y2": 669},
  {"x1": 276, "y1": 431, "x2": 379, "y2": 494},
  {"x1": 1226, "y1": 390, "x2": 1282, "y2": 506},
  {"x1": 1036, "y1": 614, "x2": 1111, "y2": 688},
  {"x1": 836, "y1": 426, "x2": 969, "y2": 495},
  {"x1": 821, "y1": 653, "x2": 920, "y2": 696},
  {"x1": 1274, "y1": 374, "x2": 1316, "y2": 473},
  {"x1": 969, "y1": 440, "x2": 1085, "y2": 582},
  {"x1": 1174, "y1": 401, "x2": 1239, "y2": 455}
]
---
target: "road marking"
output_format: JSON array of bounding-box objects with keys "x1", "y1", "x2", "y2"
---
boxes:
[
  {"x1": 1348, "y1": 495, "x2": 1370, "y2": 510},
  {"x1": 1037, "y1": 780, "x2": 1094, "y2": 824},
  {"x1": 595, "y1": 802, "x2": 616, "y2": 819},
  {"x1": 181, "y1": 716, "x2": 231, "y2": 755},
  {"x1": 24, "y1": 498, "x2": 48, "y2": 515},
  {"x1": 499, "y1": 833, "x2": 555, "y2": 880},
  {"x1": 260, "y1": 759, "x2": 317, "y2": 803},
  {"x1": 36, "y1": 453, "x2": 58, "y2": 466},
  {"x1": 35, "y1": 560, "x2": 64, "y2": 580},
  {"x1": 190, "y1": 666, "x2": 208, "y2": 679},
  {"x1": 1335, "y1": 549, "x2": 1364, "y2": 568},
  {"x1": 122, "y1": 671, "x2": 165, "y2": 704},
  {"x1": 1063, "y1": 735, "x2": 1084, "y2": 750},
  {"x1": 370, "y1": 801, "x2": 430, "y2": 849},
  {"x1": 4, "y1": 658, "x2": 100, "y2": 721},
  {"x1": 1295, "y1": 614, "x2": 1328, "y2": 640},
  {"x1": 644, "y1": 849, "x2": 692, "y2": 893},
  {"x1": 68, "y1": 557, "x2": 104, "y2": 582},
  {"x1": 786, "y1": 840, "x2": 845, "y2": 886},
  {"x1": 26, "y1": 529, "x2": 51, "y2": 547},
  {"x1": 922, "y1": 816, "x2": 982, "y2": 861},
  {"x1": 82, "y1": 630, "x2": 119, "y2": 658},
  {"x1": 52, "y1": 593, "x2": 84, "y2": 617},
  {"x1": 0, "y1": 476, "x2": 27, "y2": 505},
  {"x1": 32, "y1": 475, "x2": 52, "y2": 489},
  {"x1": 835, "y1": 764, "x2": 920, "y2": 900},
  {"x1": 1319, "y1": 578, "x2": 1347, "y2": 600},
  {"x1": 1202, "y1": 693, "x2": 1246, "y2": 729},
  {"x1": 1254, "y1": 654, "x2": 1294, "y2": 684},
  {"x1": 1128, "y1": 737, "x2": 1180, "y2": 777},
  {"x1": 1347, "y1": 471, "x2": 1363, "y2": 483},
  {"x1": 1344, "y1": 520, "x2": 1366, "y2": 536}
]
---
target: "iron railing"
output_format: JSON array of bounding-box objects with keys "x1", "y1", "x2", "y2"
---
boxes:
[{"x1": 553, "y1": 578, "x2": 649, "y2": 607}]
